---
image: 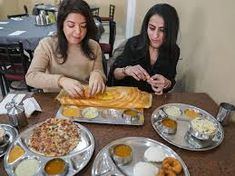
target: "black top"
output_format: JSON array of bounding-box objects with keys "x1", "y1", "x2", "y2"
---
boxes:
[{"x1": 107, "y1": 35, "x2": 180, "y2": 93}]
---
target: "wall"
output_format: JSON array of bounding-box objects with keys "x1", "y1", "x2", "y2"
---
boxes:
[
  {"x1": 134, "y1": 0, "x2": 235, "y2": 112},
  {"x1": 0, "y1": 0, "x2": 20, "y2": 19},
  {"x1": 85, "y1": 0, "x2": 126, "y2": 34}
]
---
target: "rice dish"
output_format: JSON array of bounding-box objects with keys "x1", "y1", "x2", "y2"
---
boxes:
[{"x1": 133, "y1": 162, "x2": 159, "y2": 176}]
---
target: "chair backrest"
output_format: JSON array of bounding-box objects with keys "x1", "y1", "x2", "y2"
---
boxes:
[
  {"x1": 92, "y1": 8, "x2": 100, "y2": 16},
  {"x1": 109, "y1": 4, "x2": 115, "y2": 20},
  {"x1": 99, "y1": 20, "x2": 116, "y2": 57},
  {"x1": 0, "y1": 42, "x2": 29, "y2": 75}
]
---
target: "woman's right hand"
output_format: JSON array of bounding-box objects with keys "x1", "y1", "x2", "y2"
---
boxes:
[
  {"x1": 124, "y1": 65, "x2": 150, "y2": 81},
  {"x1": 58, "y1": 77, "x2": 85, "y2": 98}
]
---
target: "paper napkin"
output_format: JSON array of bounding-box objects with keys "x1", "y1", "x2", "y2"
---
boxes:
[
  {"x1": 9, "y1": 31, "x2": 26, "y2": 36},
  {"x1": 23, "y1": 97, "x2": 42, "y2": 118},
  {"x1": 0, "y1": 94, "x2": 26, "y2": 114}
]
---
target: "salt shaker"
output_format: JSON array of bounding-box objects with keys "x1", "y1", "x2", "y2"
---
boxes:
[{"x1": 5, "y1": 102, "x2": 28, "y2": 129}]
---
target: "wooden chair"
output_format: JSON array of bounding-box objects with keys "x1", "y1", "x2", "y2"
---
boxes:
[
  {"x1": 99, "y1": 20, "x2": 116, "y2": 58},
  {"x1": 100, "y1": 4, "x2": 115, "y2": 22},
  {"x1": 0, "y1": 42, "x2": 32, "y2": 96}
]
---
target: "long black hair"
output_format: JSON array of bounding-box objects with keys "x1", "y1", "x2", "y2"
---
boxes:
[
  {"x1": 138, "y1": 3, "x2": 179, "y2": 59},
  {"x1": 56, "y1": 0, "x2": 97, "y2": 63}
]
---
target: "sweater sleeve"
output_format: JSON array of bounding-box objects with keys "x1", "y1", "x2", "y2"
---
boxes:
[
  {"x1": 90, "y1": 40, "x2": 106, "y2": 81},
  {"x1": 25, "y1": 38, "x2": 63, "y2": 90}
]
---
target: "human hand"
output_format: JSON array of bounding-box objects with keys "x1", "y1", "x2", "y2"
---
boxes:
[
  {"x1": 124, "y1": 65, "x2": 150, "y2": 81},
  {"x1": 88, "y1": 71, "x2": 105, "y2": 97},
  {"x1": 147, "y1": 74, "x2": 171, "y2": 95},
  {"x1": 59, "y1": 77, "x2": 85, "y2": 98}
]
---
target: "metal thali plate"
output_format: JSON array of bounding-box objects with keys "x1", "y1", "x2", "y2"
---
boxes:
[
  {"x1": 151, "y1": 103, "x2": 224, "y2": 151},
  {"x1": 4, "y1": 121, "x2": 95, "y2": 175},
  {"x1": 56, "y1": 106, "x2": 144, "y2": 126},
  {"x1": 0, "y1": 124, "x2": 18, "y2": 157},
  {"x1": 92, "y1": 137, "x2": 190, "y2": 176}
]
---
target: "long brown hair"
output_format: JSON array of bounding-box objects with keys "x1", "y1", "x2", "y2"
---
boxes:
[{"x1": 56, "y1": 0, "x2": 98, "y2": 63}]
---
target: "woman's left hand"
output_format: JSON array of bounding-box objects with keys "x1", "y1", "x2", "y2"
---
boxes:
[
  {"x1": 89, "y1": 71, "x2": 106, "y2": 97},
  {"x1": 147, "y1": 74, "x2": 171, "y2": 95}
]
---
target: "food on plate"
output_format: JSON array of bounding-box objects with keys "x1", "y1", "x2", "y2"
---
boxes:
[
  {"x1": 15, "y1": 158, "x2": 39, "y2": 176},
  {"x1": 62, "y1": 105, "x2": 80, "y2": 117},
  {"x1": 133, "y1": 161, "x2": 159, "y2": 176},
  {"x1": 112, "y1": 144, "x2": 133, "y2": 165},
  {"x1": 164, "y1": 106, "x2": 181, "y2": 118},
  {"x1": 158, "y1": 168, "x2": 177, "y2": 176},
  {"x1": 113, "y1": 144, "x2": 132, "y2": 158},
  {"x1": 28, "y1": 118, "x2": 80, "y2": 157},
  {"x1": 8, "y1": 145, "x2": 25, "y2": 163},
  {"x1": 82, "y1": 107, "x2": 99, "y2": 119},
  {"x1": 144, "y1": 146, "x2": 165, "y2": 162},
  {"x1": 56, "y1": 86, "x2": 152, "y2": 109},
  {"x1": 160, "y1": 118, "x2": 177, "y2": 134},
  {"x1": 162, "y1": 157, "x2": 182, "y2": 174},
  {"x1": 44, "y1": 158, "x2": 67, "y2": 175},
  {"x1": 122, "y1": 109, "x2": 140, "y2": 123},
  {"x1": 191, "y1": 117, "x2": 216, "y2": 136},
  {"x1": 184, "y1": 108, "x2": 201, "y2": 119},
  {"x1": 162, "y1": 118, "x2": 177, "y2": 129}
]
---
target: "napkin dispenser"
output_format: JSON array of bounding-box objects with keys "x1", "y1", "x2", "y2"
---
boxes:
[{"x1": 5, "y1": 102, "x2": 28, "y2": 129}]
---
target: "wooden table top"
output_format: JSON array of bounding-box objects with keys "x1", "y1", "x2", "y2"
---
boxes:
[{"x1": 0, "y1": 92, "x2": 235, "y2": 176}]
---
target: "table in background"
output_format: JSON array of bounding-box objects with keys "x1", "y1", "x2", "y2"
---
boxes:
[
  {"x1": 0, "y1": 92, "x2": 234, "y2": 176},
  {"x1": 0, "y1": 16, "x2": 56, "y2": 51}
]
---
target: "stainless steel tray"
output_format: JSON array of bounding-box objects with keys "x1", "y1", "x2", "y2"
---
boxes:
[
  {"x1": 4, "y1": 121, "x2": 95, "y2": 175},
  {"x1": 92, "y1": 137, "x2": 190, "y2": 176},
  {"x1": 56, "y1": 106, "x2": 144, "y2": 126},
  {"x1": 151, "y1": 103, "x2": 224, "y2": 151},
  {"x1": 0, "y1": 124, "x2": 18, "y2": 157}
]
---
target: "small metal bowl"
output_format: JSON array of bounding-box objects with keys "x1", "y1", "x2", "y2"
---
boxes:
[
  {"x1": 81, "y1": 107, "x2": 99, "y2": 119},
  {"x1": 110, "y1": 144, "x2": 133, "y2": 166},
  {"x1": 43, "y1": 158, "x2": 68, "y2": 176},
  {"x1": 189, "y1": 118, "x2": 217, "y2": 141},
  {"x1": 122, "y1": 109, "x2": 140, "y2": 124},
  {"x1": 101, "y1": 109, "x2": 122, "y2": 118},
  {"x1": 0, "y1": 134, "x2": 10, "y2": 153},
  {"x1": 184, "y1": 108, "x2": 202, "y2": 119},
  {"x1": 163, "y1": 106, "x2": 182, "y2": 119},
  {"x1": 158, "y1": 118, "x2": 177, "y2": 134}
]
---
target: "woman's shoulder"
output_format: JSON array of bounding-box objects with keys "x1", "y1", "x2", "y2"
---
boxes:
[
  {"x1": 38, "y1": 36, "x2": 58, "y2": 49},
  {"x1": 88, "y1": 39, "x2": 100, "y2": 48}
]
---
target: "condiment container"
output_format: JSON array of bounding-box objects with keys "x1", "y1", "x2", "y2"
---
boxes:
[
  {"x1": 159, "y1": 118, "x2": 177, "y2": 134},
  {"x1": 110, "y1": 144, "x2": 133, "y2": 166},
  {"x1": 122, "y1": 109, "x2": 140, "y2": 123},
  {"x1": 5, "y1": 102, "x2": 28, "y2": 129},
  {"x1": 44, "y1": 158, "x2": 68, "y2": 176},
  {"x1": 0, "y1": 128, "x2": 9, "y2": 152},
  {"x1": 189, "y1": 117, "x2": 216, "y2": 141}
]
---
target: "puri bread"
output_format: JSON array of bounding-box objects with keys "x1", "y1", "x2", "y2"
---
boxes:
[
  {"x1": 133, "y1": 162, "x2": 159, "y2": 176},
  {"x1": 144, "y1": 146, "x2": 165, "y2": 162}
]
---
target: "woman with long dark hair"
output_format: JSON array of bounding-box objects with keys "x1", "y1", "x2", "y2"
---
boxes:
[
  {"x1": 108, "y1": 3, "x2": 180, "y2": 95},
  {"x1": 26, "y1": 0, "x2": 106, "y2": 97}
]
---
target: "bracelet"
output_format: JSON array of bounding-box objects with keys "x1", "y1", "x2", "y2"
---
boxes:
[{"x1": 122, "y1": 66, "x2": 129, "y2": 76}]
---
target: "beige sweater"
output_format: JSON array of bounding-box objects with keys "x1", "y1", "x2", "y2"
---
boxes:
[{"x1": 26, "y1": 36, "x2": 106, "y2": 92}]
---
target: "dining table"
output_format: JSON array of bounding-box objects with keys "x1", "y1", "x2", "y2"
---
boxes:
[
  {"x1": 0, "y1": 15, "x2": 104, "y2": 51},
  {"x1": 0, "y1": 92, "x2": 235, "y2": 175}
]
